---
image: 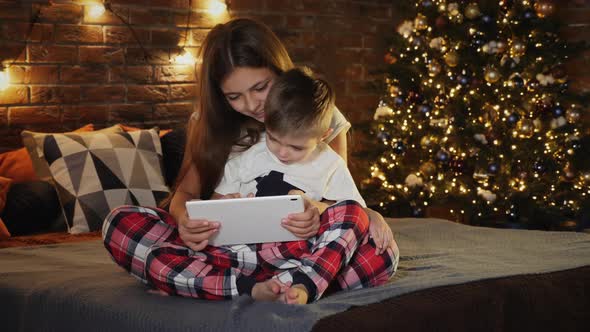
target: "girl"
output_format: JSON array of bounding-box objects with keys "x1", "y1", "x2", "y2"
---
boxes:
[{"x1": 103, "y1": 18, "x2": 398, "y2": 303}]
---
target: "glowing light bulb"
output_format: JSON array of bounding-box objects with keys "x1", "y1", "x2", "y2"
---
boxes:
[
  {"x1": 208, "y1": 0, "x2": 227, "y2": 16},
  {"x1": 173, "y1": 50, "x2": 197, "y2": 65},
  {"x1": 0, "y1": 69, "x2": 9, "y2": 90},
  {"x1": 88, "y1": 3, "x2": 105, "y2": 18}
]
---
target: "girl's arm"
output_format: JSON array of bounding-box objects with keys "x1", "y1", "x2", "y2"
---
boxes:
[
  {"x1": 364, "y1": 207, "x2": 396, "y2": 255},
  {"x1": 171, "y1": 164, "x2": 220, "y2": 251}
]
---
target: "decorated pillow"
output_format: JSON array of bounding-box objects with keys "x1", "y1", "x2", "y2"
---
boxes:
[
  {"x1": 35, "y1": 129, "x2": 169, "y2": 233},
  {"x1": 21, "y1": 124, "x2": 122, "y2": 182},
  {"x1": 119, "y1": 124, "x2": 172, "y2": 138}
]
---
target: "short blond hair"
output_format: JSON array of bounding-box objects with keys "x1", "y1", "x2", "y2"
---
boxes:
[{"x1": 265, "y1": 67, "x2": 334, "y2": 138}]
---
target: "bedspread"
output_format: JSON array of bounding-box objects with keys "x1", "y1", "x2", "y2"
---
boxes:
[{"x1": 1, "y1": 218, "x2": 589, "y2": 332}]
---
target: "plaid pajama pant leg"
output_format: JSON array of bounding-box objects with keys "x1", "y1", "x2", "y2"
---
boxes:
[
  {"x1": 103, "y1": 205, "x2": 263, "y2": 300},
  {"x1": 333, "y1": 236, "x2": 399, "y2": 291},
  {"x1": 102, "y1": 205, "x2": 180, "y2": 283},
  {"x1": 255, "y1": 200, "x2": 370, "y2": 302}
]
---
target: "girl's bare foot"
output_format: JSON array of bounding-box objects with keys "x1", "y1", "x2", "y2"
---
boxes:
[
  {"x1": 280, "y1": 284, "x2": 309, "y2": 305},
  {"x1": 147, "y1": 288, "x2": 169, "y2": 296},
  {"x1": 251, "y1": 279, "x2": 284, "y2": 301}
]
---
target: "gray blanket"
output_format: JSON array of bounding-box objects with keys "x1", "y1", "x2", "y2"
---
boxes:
[{"x1": 2, "y1": 218, "x2": 590, "y2": 332}]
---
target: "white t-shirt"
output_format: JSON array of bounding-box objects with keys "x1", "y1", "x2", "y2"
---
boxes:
[
  {"x1": 326, "y1": 106, "x2": 351, "y2": 143},
  {"x1": 215, "y1": 134, "x2": 366, "y2": 207}
]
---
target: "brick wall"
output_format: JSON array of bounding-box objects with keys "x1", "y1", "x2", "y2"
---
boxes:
[{"x1": 0, "y1": 0, "x2": 588, "y2": 180}]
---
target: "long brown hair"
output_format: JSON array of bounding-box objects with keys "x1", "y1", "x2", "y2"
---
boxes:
[{"x1": 170, "y1": 18, "x2": 294, "y2": 201}]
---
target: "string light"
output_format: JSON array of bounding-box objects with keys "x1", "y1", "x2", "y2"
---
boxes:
[
  {"x1": 208, "y1": 0, "x2": 227, "y2": 16},
  {"x1": 0, "y1": 67, "x2": 9, "y2": 91},
  {"x1": 172, "y1": 49, "x2": 197, "y2": 65},
  {"x1": 87, "y1": 2, "x2": 105, "y2": 18}
]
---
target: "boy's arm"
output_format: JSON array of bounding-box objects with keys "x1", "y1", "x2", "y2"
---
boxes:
[{"x1": 214, "y1": 157, "x2": 242, "y2": 195}]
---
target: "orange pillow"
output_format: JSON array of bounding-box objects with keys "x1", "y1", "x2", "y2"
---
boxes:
[
  {"x1": 0, "y1": 147, "x2": 37, "y2": 183},
  {"x1": 0, "y1": 176, "x2": 12, "y2": 239},
  {"x1": 119, "y1": 124, "x2": 172, "y2": 137},
  {"x1": 0, "y1": 218, "x2": 9, "y2": 239}
]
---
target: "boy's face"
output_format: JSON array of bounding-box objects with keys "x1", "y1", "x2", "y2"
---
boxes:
[{"x1": 265, "y1": 129, "x2": 322, "y2": 164}]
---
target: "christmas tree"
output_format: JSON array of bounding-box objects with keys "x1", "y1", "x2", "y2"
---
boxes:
[{"x1": 362, "y1": 0, "x2": 590, "y2": 230}]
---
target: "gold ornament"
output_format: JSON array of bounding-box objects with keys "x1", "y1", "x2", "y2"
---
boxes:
[
  {"x1": 484, "y1": 66, "x2": 501, "y2": 83},
  {"x1": 419, "y1": 161, "x2": 437, "y2": 177},
  {"x1": 562, "y1": 163, "x2": 576, "y2": 182},
  {"x1": 534, "y1": 0, "x2": 555, "y2": 18},
  {"x1": 566, "y1": 108, "x2": 581, "y2": 123},
  {"x1": 428, "y1": 61, "x2": 442, "y2": 77},
  {"x1": 480, "y1": 103, "x2": 499, "y2": 124},
  {"x1": 464, "y1": 3, "x2": 481, "y2": 20},
  {"x1": 510, "y1": 39, "x2": 526, "y2": 57},
  {"x1": 444, "y1": 51, "x2": 459, "y2": 67},
  {"x1": 389, "y1": 85, "x2": 400, "y2": 96},
  {"x1": 420, "y1": 135, "x2": 438, "y2": 148},
  {"x1": 582, "y1": 172, "x2": 590, "y2": 184},
  {"x1": 516, "y1": 119, "x2": 534, "y2": 138},
  {"x1": 496, "y1": 41, "x2": 507, "y2": 53},
  {"x1": 414, "y1": 13, "x2": 429, "y2": 30}
]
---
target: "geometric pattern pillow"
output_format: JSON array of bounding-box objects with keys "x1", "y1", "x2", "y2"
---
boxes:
[
  {"x1": 21, "y1": 124, "x2": 123, "y2": 183},
  {"x1": 35, "y1": 129, "x2": 170, "y2": 233}
]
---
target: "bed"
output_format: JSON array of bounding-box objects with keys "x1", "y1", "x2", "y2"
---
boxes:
[{"x1": 1, "y1": 217, "x2": 589, "y2": 332}]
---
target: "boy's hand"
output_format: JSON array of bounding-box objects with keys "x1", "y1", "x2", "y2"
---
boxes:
[{"x1": 282, "y1": 190, "x2": 320, "y2": 239}]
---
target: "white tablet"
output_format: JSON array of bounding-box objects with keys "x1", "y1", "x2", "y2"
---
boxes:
[{"x1": 185, "y1": 195, "x2": 304, "y2": 246}]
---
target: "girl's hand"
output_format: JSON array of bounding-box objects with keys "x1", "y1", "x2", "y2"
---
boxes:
[
  {"x1": 282, "y1": 190, "x2": 321, "y2": 239},
  {"x1": 365, "y1": 209, "x2": 395, "y2": 255},
  {"x1": 177, "y1": 211, "x2": 219, "y2": 252},
  {"x1": 212, "y1": 192, "x2": 255, "y2": 200}
]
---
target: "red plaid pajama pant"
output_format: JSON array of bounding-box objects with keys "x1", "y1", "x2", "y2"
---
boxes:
[{"x1": 102, "y1": 200, "x2": 398, "y2": 302}]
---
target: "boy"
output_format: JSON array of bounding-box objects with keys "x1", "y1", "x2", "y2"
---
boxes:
[{"x1": 213, "y1": 68, "x2": 368, "y2": 304}]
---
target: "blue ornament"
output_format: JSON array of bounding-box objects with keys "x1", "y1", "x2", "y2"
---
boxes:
[
  {"x1": 412, "y1": 206, "x2": 424, "y2": 217},
  {"x1": 421, "y1": 0, "x2": 433, "y2": 7},
  {"x1": 393, "y1": 141, "x2": 405, "y2": 154},
  {"x1": 534, "y1": 161, "x2": 545, "y2": 173},
  {"x1": 472, "y1": 38, "x2": 485, "y2": 47},
  {"x1": 377, "y1": 131, "x2": 390, "y2": 141},
  {"x1": 458, "y1": 75, "x2": 469, "y2": 86},
  {"x1": 552, "y1": 106, "x2": 564, "y2": 117},
  {"x1": 488, "y1": 162, "x2": 500, "y2": 174},
  {"x1": 507, "y1": 113, "x2": 519, "y2": 124},
  {"x1": 512, "y1": 75, "x2": 524, "y2": 88},
  {"x1": 436, "y1": 149, "x2": 450, "y2": 162},
  {"x1": 481, "y1": 15, "x2": 493, "y2": 24},
  {"x1": 418, "y1": 104, "x2": 431, "y2": 114},
  {"x1": 507, "y1": 205, "x2": 519, "y2": 222},
  {"x1": 569, "y1": 137, "x2": 581, "y2": 150},
  {"x1": 394, "y1": 97, "x2": 404, "y2": 105},
  {"x1": 523, "y1": 9, "x2": 536, "y2": 20}
]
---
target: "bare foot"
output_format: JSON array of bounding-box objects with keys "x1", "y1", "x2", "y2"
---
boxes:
[
  {"x1": 280, "y1": 284, "x2": 309, "y2": 305},
  {"x1": 251, "y1": 279, "x2": 284, "y2": 301},
  {"x1": 147, "y1": 288, "x2": 169, "y2": 296}
]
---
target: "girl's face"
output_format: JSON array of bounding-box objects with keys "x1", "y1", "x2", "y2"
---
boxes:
[{"x1": 220, "y1": 67, "x2": 277, "y2": 122}]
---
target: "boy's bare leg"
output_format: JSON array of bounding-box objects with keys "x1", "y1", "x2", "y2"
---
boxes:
[{"x1": 280, "y1": 284, "x2": 308, "y2": 305}]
